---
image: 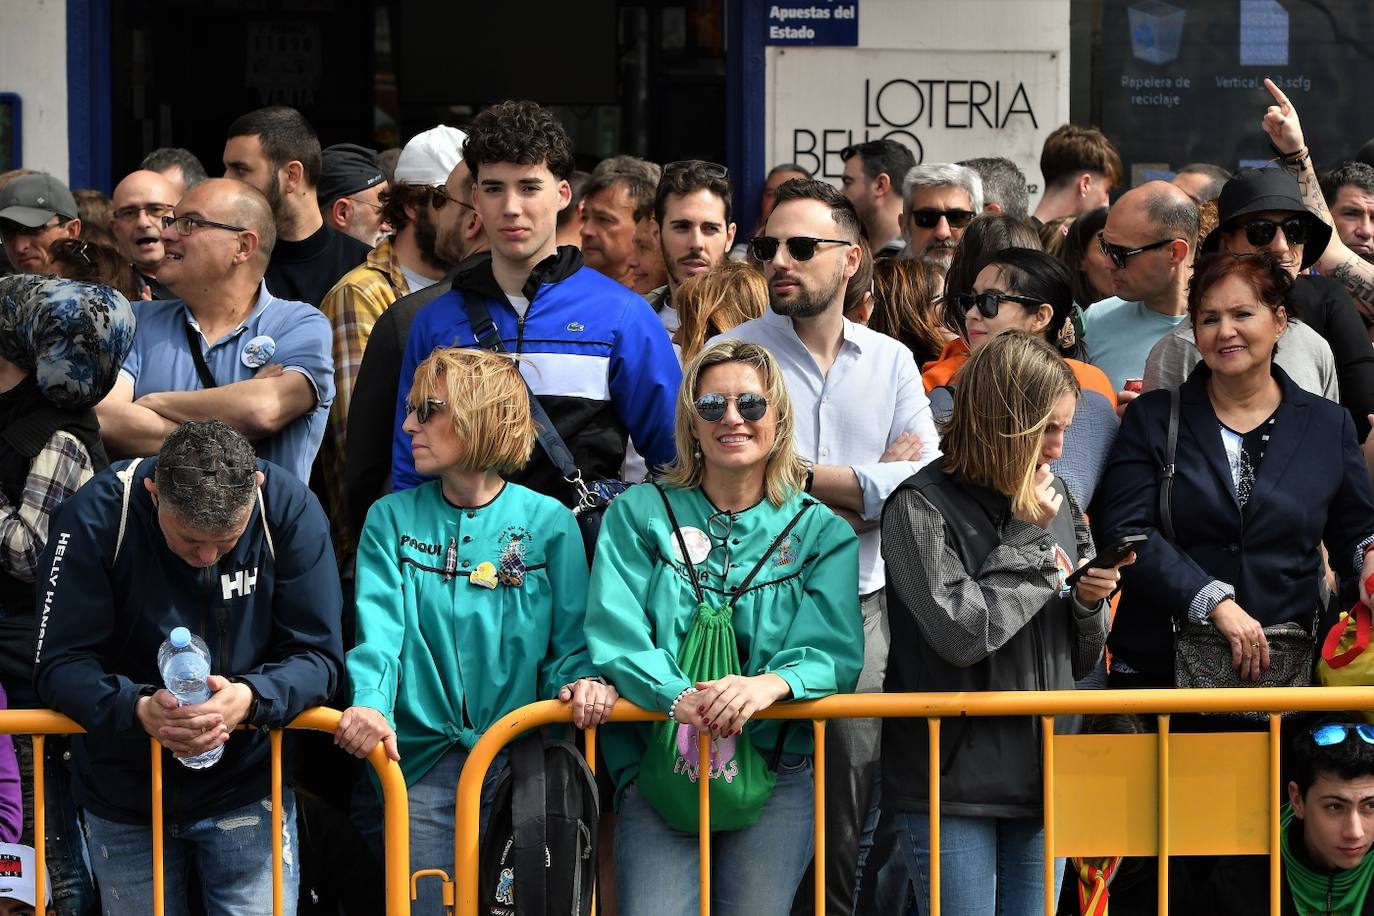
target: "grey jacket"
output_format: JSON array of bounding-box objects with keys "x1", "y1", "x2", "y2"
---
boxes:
[{"x1": 1142, "y1": 321, "x2": 1339, "y2": 400}]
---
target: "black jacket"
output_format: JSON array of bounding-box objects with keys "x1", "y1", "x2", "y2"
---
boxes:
[{"x1": 1291, "y1": 274, "x2": 1374, "y2": 442}]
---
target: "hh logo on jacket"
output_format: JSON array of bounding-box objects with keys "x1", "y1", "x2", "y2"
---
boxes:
[{"x1": 221, "y1": 568, "x2": 258, "y2": 599}]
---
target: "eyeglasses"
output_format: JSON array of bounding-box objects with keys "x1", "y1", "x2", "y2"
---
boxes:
[
  {"x1": 161, "y1": 215, "x2": 248, "y2": 236},
  {"x1": 1098, "y1": 233, "x2": 1178, "y2": 269},
  {"x1": 748, "y1": 235, "x2": 852, "y2": 262},
  {"x1": 910, "y1": 208, "x2": 976, "y2": 230},
  {"x1": 345, "y1": 197, "x2": 385, "y2": 214},
  {"x1": 1311, "y1": 723, "x2": 1374, "y2": 747},
  {"x1": 662, "y1": 160, "x2": 729, "y2": 180},
  {"x1": 113, "y1": 203, "x2": 176, "y2": 222},
  {"x1": 1240, "y1": 217, "x2": 1310, "y2": 248},
  {"x1": 705, "y1": 508, "x2": 735, "y2": 579},
  {"x1": 694, "y1": 392, "x2": 769, "y2": 423},
  {"x1": 163, "y1": 466, "x2": 256, "y2": 488},
  {"x1": 429, "y1": 185, "x2": 474, "y2": 212},
  {"x1": 406, "y1": 397, "x2": 449, "y2": 424},
  {"x1": 956, "y1": 291, "x2": 1045, "y2": 320}
]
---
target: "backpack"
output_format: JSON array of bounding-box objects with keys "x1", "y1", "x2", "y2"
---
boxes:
[{"x1": 479, "y1": 731, "x2": 599, "y2": 916}]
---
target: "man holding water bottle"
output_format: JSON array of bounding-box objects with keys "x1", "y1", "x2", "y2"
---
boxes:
[{"x1": 32, "y1": 419, "x2": 343, "y2": 916}]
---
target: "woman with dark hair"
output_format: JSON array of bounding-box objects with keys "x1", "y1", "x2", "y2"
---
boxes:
[
  {"x1": 842, "y1": 236, "x2": 875, "y2": 323},
  {"x1": 868, "y1": 258, "x2": 951, "y2": 367},
  {"x1": 48, "y1": 238, "x2": 141, "y2": 301},
  {"x1": 1060, "y1": 206, "x2": 1113, "y2": 312}
]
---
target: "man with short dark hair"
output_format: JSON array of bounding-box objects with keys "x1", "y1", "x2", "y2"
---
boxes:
[
  {"x1": 34, "y1": 419, "x2": 343, "y2": 916},
  {"x1": 109, "y1": 169, "x2": 179, "y2": 298},
  {"x1": 96, "y1": 179, "x2": 334, "y2": 483},
  {"x1": 580, "y1": 156, "x2": 661, "y2": 288},
  {"x1": 317, "y1": 144, "x2": 389, "y2": 248},
  {"x1": 141, "y1": 147, "x2": 208, "y2": 198},
  {"x1": 716, "y1": 177, "x2": 938, "y2": 916},
  {"x1": 901, "y1": 163, "x2": 983, "y2": 268},
  {"x1": 960, "y1": 156, "x2": 1030, "y2": 220},
  {"x1": 557, "y1": 169, "x2": 591, "y2": 249},
  {"x1": 841, "y1": 140, "x2": 915, "y2": 258},
  {"x1": 391, "y1": 100, "x2": 680, "y2": 505},
  {"x1": 1172, "y1": 162, "x2": 1232, "y2": 204},
  {"x1": 0, "y1": 174, "x2": 81, "y2": 275},
  {"x1": 650, "y1": 159, "x2": 737, "y2": 331},
  {"x1": 223, "y1": 106, "x2": 371, "y2": 307},
  {"x1": 1031, "y1": 124, "x2": 1123, "y2": 224},
  {"x1": 1322, "y1": 162, "x2": 1374, "y2": 265}
]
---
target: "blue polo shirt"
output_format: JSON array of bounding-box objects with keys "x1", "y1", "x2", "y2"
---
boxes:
[{"x1": 119, "y1": 283, "x2": 334, "y2": 482}]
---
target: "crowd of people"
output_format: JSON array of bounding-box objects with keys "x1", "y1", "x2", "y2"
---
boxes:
[{"x1": 3, "y1": 75, "x2": 1374, "y2": 916}]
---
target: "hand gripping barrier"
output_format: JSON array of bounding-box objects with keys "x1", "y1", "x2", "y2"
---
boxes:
[{"x1": 451, "y1": 687, "x2": 1374, "y2": 916}]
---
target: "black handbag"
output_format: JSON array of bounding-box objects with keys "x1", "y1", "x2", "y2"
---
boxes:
[
  {"x1": 460, "y1": 292, "x2": 629, "y2": 561},
  {"x1": 1159, "y1": 387, "x2": 1315, "y2": 708}
]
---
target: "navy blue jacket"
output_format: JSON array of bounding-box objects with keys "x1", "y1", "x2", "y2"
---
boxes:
[
  {"x1": 33, "y1": 458, "x2": 343, "y2": 824},
  {"x1": 1096, "y1": 365, "x2": 1374, "y2": 680}
]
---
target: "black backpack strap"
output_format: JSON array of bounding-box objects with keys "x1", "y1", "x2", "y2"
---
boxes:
[
  {"x1": 183, "y1": 322, "x2": 218, "y2": 389},
  {"x1": 1158, "y1": 386, "x2": 1179, "y2": 543},
  {"x1": 510, "y1": 732, "x2": 547, "y2": 916},
  {"x1": 653, "y1": 483, "x2": 705, "y2": 605},
  {"x1": 733, "y1": 500, "x2": 815, "y2": 594}
]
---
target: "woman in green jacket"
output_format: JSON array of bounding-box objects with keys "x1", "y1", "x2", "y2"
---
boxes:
[
  {"x1": 336, "y1": 347, "x2": 616, "y2": 914},
  {"x1": 586, "y1": 339, "x2": 864, "y2": 916}
]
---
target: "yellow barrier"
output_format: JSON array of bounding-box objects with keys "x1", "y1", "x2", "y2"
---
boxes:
[
  {"x1": 0, "y1": 706, "x2": 411, "y2": 916},
  {"x1": 451, "y1": 687, "x2": 1374, "y2": 916}
]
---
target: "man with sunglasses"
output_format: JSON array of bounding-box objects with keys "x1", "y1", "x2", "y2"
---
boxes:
[
  {"x1": 34, "y1": 419, "x2": 343, "y2": 916},
  {"x1": 108, "y1": 169, "x2": 179, "y2": 299},
  {"x1": 96, "y1": 179, "x2": 334, "y2": 485},
  {"x1": 899, "y1": 163, "x2": 983, "y2": 268},
  {"x1": 317, "y1": 143, "x2": 390, "y2": 249},
  {"x1": 0, "y1": 173, "x2": 81, "y2": 276},
  {"x1": 722, "y1": 177, "x2": 939, "y2": 916}
]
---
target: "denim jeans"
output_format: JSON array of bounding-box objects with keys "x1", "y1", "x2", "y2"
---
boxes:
[
  {"x1": 616, "y1": 753, "x2": 815, "y2": 916},
  {"x1": 351, "y1": 744, "x2": 507, "y2": 916},
  {"x1": 14, "y1": 735, "x2": 96, "y2": 916},
  {"x1": 896, "y1": 811, "x2": 1064, "y2": 916},
  {"x1": 83, "y1": 790, "x2": 298, "y2": 916}
]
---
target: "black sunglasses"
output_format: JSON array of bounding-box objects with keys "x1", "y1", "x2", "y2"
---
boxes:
[
  {"x1": 1241, "y1": 217, "x2": 1310, "y2": 248},
  {"x1": 749, "y1": 235, "x2": 852, "y2": 262},
  {"x1": 1098, "y1": 233, "x2": 1178, "y2": 269},
  {"x1": 430, "y1": 185, "x2": 474, "y2": 212},
  {"x1": 406, "y1": 397, "x2": 449, "y2": 424},
  {"x1": 956, "y1": 291, "x2": 1045, "y2": 320},
  {"x1": 910, "y1": 208, "x2": 976, "y2": 230},
  {"x1": 694, "y1": 392, "x2": 768, "y2": 422},
  {"x1": 662, "y1": 160, "x2": 729, "y2": 180},
  {"x1": 164, "y1": 466, "x2": 256, "y2": 488},
  {"x1": 1311, "y1": 723, "x2": 1374, "y2": 747}
]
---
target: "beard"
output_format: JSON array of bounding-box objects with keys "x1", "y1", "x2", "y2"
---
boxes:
[
  {"x1": 414, "y1": 205, "x2": 452, "y2": 272},
  {"x1": 769, "y1": 261, "x2": 844, "y2": 319}
]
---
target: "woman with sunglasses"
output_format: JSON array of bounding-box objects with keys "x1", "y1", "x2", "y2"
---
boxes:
[
  {"x1": 585, "y1": 338, "x2": 863, "y2": 916},
  {"x1": 930, "y1": 247, "x2": 1119, "y2": 508},
  {"x1": 881, "y1": 331, "x2": 1125, "y2": 916},
  {"x1": 338, "y1": 347, "x2": 615, "y2": 914}
]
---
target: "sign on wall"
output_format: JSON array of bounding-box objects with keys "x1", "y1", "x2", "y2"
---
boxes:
[
  {"x1": 766, "y1": 2, "x2": 859, "y2": 46},
  {"x1": 767, "y1": 48, "x2": 1063, "y2": 194}
]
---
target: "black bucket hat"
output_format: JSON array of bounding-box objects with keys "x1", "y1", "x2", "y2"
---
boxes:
[{"x1": 1200, "y1": 168, "x2": 1330, "y2": 270}]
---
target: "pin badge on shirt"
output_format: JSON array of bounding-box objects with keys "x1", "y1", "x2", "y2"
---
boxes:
[
  {"x1": 670, "y1": 527, "x2": 711, "y2": 565},
  {"x1": 241, "y1": 335, "x2": 277, "y2": 368},
  {"x1": 470, "y1": 561, "x2": 499, "y2": 589}
]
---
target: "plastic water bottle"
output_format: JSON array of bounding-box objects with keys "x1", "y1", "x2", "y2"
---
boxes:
[{"x1": 156, "y1": 626, "x2": 224, "y2": 769}]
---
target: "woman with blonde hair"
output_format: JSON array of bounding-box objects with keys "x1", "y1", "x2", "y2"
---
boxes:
[
  {"x1": 586, "y1": 338, "x2": 863, "y2": 916},
  {"x1": 880, "y1": 331, "x2": 1131, "y2": 916},
  {"x1": 337, "y1": 346, "x2": 616, "y2": 914},
  {"x1": 672, "y1": 260, "x2": 768, "y2": 362}
]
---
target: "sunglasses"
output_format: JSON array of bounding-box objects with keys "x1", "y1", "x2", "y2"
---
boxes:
[
  {"x1": 406, "y1": 397, "x2": 449, "y2": 424},
  {"x1": 1240, "y1": 217, "x2": 1310, "y2": 248},
  {"x1": 430, "y1": 185, "x2": 474, "y2": 212},
  {"x1": 1311, "y1": 723, "x2": 1374, "y2": 747},
  {"x1": 662, "y1": 160, "x2": 729, "y2": 180},
  {"x1": 749, "y1": 235, "x2": 852, "y2": 262},
  {"x1": 956, "y1": 291, "x2": 1045, "y2": 320},
  {"x1": 694, "y1": 392, "x2": 768, "y2": 422},
  {"x1": 910, "y1": 208, "x2": 976, "y2": 230},
  {"x1": 1098, "y1": 233, "x2": 1177, "y2": 269},
  {"x1": 163, "y1": 466, "x2": 256, "y2": 488}
]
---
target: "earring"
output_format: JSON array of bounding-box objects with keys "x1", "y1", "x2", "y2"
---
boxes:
[{"x1": 692, "y1": 440, "x2": 702, "y2": 459}]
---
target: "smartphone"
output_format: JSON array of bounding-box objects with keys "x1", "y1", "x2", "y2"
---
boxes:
[
  {"x1": 1124, "y1": 378, "x2": 1144, "y2": 393},
  {"x1": 1064, "y1": 534, "x2": 1147, "y2": 588}
]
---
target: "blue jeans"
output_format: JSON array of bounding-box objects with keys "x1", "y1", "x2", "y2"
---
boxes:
[
  {"x1": 897, "y1": 812, "x2": 1063, "y2": 916},
  {"x1": 616, "y1": 754, "x2": 815, "y2": 916},
  {"x1": 83, "y1": 790, "x2": 298, "y2": 916},
  {"x1": 13, "y1": 735, "x2": 96, "y2": 916},
  {"x1": 352, "y1": 745, "x2": 507, "y2": 916}
]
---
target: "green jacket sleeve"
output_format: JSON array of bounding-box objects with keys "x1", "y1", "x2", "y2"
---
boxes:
[
  {"x1": 346, "y1": 498, "x2": 405, "y2": 727},
  {"x1": 538, "y1": 503, "x2": 595, "y2": 699},
  {"x1": 585, "y1": 490, "x2": 693, "y2": 714},
  {"x1": 759, "y1": 509, "x2": 864, "y2": 700}
]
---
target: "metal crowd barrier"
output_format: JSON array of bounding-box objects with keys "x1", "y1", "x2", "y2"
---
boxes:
[
  {"x1": 0, "y1": 706, "x2": 411, "y2": 916},
  {"x1": 451, "y1": 687, "x2": 1374, "y2": 916}
]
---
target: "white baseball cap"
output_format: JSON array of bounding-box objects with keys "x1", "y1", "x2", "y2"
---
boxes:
[
  {"x1": 0, "y1": 843, "x2": 50, "y2": 907},
  {"x1": 393, "y1": 126, "x2": 468, "y2": 187}
]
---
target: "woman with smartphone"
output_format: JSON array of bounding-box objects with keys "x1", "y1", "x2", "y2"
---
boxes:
[{"x1": 879, "y1": 331, "x2": 1133, "y2": 916}]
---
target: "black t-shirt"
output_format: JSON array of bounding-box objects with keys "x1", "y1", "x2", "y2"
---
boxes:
[
  {"x1": 1291, "y1": 274, "x2": 1374, "y2": 441},
  {"x1": 264, "y1": 223, "x2": 372, "y2": 308},
  {"x1": 1220, "y1": 411, "x2": 1277, "y2": 507}
]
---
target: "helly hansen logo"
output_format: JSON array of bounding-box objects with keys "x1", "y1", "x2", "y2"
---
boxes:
[{"x1": 221, "y1": 567, "x2": 258, "y2": 599}]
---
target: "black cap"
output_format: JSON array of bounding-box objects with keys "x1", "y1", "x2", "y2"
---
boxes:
[
  {"x1": 318, "y1": 144, "x2": 385, "y2": 206},
  {"x1": 1200, "y1": 168, "x2": 1330, "y2": 270}
]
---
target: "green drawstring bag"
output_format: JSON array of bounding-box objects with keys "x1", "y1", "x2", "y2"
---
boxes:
[{"x1": 635, "y1": 485, "x2": 812, "y2": 833}]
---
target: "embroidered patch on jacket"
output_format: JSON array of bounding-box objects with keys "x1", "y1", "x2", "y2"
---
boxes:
[
  {"x1": 771, "y1": 534, "x2": 799, "y2": 568},
  {"x1": 497, "y1": 536, "x2": 528, "y2": 587},
  {"x1": 567, "y1": 321, "x2": 585, "y2": 332}
]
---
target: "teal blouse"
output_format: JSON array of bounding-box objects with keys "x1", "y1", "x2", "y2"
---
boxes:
[
  {"x1": 586, "y1": 483, "x2": 863, "y2": 801},
  {"x1": 348, "y1": 480, "x2": 594, "y2": 786}
]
